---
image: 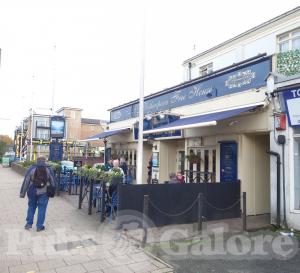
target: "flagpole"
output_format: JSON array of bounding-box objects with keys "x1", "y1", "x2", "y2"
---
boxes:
[
  {"x1": 136, "y1": 4, "x2": 146, "y2": 185},
  {"x1": 51, "y1": 45, "x2": 56, "y2": 115}
]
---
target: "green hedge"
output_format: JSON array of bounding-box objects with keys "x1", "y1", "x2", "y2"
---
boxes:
[{"x1": 277, "y1": 49, "x2": 300, "y2": 76}]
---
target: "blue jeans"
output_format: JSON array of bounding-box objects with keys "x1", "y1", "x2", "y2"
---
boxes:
[{"x1": 26, "y1": 193, "x2": 49, "y2": 229}]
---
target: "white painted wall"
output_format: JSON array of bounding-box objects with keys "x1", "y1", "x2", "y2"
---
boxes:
[{"x1": 183, "y1": 12, "x2": 300, "y2": 81}]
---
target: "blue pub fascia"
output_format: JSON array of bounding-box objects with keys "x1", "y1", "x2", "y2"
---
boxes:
[{"x1": 109, "y1": 55, "x2": 272, "y2": 123}]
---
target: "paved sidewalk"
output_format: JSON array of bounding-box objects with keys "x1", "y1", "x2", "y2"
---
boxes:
[{"x1": 0, "y1": 166, "x2": 173, "y2": 273}]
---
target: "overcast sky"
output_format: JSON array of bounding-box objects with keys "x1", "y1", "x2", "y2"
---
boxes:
[{"x1": 0, "y1": 0, "x2": 299, "y2": 137}]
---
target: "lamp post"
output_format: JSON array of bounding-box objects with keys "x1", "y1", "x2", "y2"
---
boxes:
[
  {"x1": 103, "y1": 138, "x2": 107, "y2": 166},
  {"x1": 20, "y1": 120, "x2": 23, "y2": 161},
  {"x1": 30, "y1": 106, "x2": 34, "y2": 161}
]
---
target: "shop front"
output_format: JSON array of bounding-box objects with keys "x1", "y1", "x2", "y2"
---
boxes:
[{"x1": 274, "y1": 83, "x2": 300, "y2": 229}]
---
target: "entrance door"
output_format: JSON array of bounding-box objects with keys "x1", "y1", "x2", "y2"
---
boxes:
[{"x1": 220, "y1": 142, "x2": 237, "y2": 182}]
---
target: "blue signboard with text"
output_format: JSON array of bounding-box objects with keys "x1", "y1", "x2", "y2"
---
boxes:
[
  {"x1": 110, "y1": 56, "x2": 271, "y2": 122},
  {"x1": 282, "y1": 87, "x2": 300, "y2": 127},
  {"x1": 133, "y1": 114, "x2": 182, "y2": 140},
  {"x1": 49, "y1": 142, "x2": 63, "y2": 162},
  {"x1": 51, "y1": 116, "x2": 65, "y2": 139}
]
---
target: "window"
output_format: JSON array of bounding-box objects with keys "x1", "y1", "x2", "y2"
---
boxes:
[
  {"x1": 36, "y1": 128, "x2": 50, "y2": 140},
  {"x1": 199, "y1": 63, "x2": 213, "y2": 77},
  {"x1": 278, "y1": 29, "x2": 300, "y2": 53},
  {"x1": 177, "y1": 151, "x2": 185, "y2": 174},
  {"x1": 294, "y1": 128, "x2": 300, "y2": 210},
  {"x1": 37, "y1": 145, "x2": 49, "y2": 153},
  {"x1": 35, "y1": 117, "x2": 50, "y2": 127}
]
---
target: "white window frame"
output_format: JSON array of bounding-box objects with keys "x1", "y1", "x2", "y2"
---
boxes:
[
  {"x1": 199, "y1": 63, "x2": 213, "y2": 77},
  {"x1": 289, "y1": 126, "x2": 300, "y2": 213},
  {"x1": 277, "y1": 28, "x2": 300, "y2": 53}
]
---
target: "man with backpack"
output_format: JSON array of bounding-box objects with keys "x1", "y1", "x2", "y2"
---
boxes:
[{"x1": 20, "y1": 156, "x2": 56, "y2": 232}]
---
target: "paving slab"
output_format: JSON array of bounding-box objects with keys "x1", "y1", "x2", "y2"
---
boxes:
[{"x1": 0, "y1": 167, "x2": 173, "y2": 273}]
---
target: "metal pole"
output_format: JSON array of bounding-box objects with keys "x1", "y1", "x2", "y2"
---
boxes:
[
  {"x1": 30, "y1": 106, "x2": 34, "y2": 161},
  {"x1": 142, "y1": 195, "x2": 149, "y2": 247},
  {"x1": 198, "y1": 193, "x2": 203, "y2": 232},
  {"x1": 20, "y1": 120, "x2": 23, "y2": 161},
  {"x1": 103, "y1": 138, "x2": 107, "y2": 167},
  {"x1": 88, "y1": 180, "x2": 94, "y2": 215},
  {"x1": 78, "y1": 176, "x2": 84, "y2": 209},
  {"x1": 51, "y1": 45, "x2": 56, "y2": 115},
  {"x1": 136, "y1": 4, "x2": 146, "y2": 185},
  {"x1": 242, "y1": 192, "x2": 247, "y2": 232},
  {"x1": 100, "y1": 181, "x2": 106, "y2": 222}
]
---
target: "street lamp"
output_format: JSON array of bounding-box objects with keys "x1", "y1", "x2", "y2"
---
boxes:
[{"x1": 103, "y1": 138, "x2": 107, "y2": 166}]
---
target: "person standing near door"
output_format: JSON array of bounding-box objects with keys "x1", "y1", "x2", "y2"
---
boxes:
[
  {"x1": 20, "y1": 156, "x2": 56, "y2": 232},
  {"x1": 147, "y1": 154, "x2": 153, "y2": 184}
]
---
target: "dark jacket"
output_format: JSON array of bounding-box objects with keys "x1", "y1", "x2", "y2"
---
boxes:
[{"x1": 20, "y1": 162, "x2": 56, "y2": 198}]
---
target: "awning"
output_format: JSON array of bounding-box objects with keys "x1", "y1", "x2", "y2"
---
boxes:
[
  {"x1": 81, "y1": 128, "x2": 130, "y2": 141},
  {"x1": 143, "y1": 103, "x2": 264, "y2": 134}
]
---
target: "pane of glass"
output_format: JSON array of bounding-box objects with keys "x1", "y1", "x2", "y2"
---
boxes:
[
  {"x1": 279, "y1": 41, "x2": 289, "y2": 52},
  {"x1": 292, "y1": 38, "x2": 300, "y2": 50},
  {"x1": 292, "y1": 29, "x2": 300, "y2": 37},
  {"x1": 278, "y1": 34, "x2": 289, "y2": 42},
  {"x1": 294, "y1": 137, "x2": 300, "y2": 210}
]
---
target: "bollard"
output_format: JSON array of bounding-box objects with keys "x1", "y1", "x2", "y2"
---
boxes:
[
  {"x1": 100, "y1": 182, "x2": 106, "y2": 222},
  {"x1": 242, "y1": 192, "x2": 247, "y2": 232},
  {"x1": 78, "y1": 176, "x2": 84, "y2": 209},
  {"x1": 88, "y1": 180, "x2": 94, "y2": 215},
  {"x1": 142, "y1": 195, "x2": 149, "y2": 248},
  {"x1": 198, "y1": 193, "x2": 203, "y2": 232}
]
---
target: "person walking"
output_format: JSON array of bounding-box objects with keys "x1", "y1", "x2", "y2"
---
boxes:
[{"x1": 20, "y1": 156, "x2": 56, "y2": 232}]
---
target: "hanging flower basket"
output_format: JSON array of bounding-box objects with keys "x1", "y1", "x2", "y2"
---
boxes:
[{"x1": 185, "y1": 154, "x2": 202, "y2": 164}]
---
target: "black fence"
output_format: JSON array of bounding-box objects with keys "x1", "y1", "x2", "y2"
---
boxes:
[{"x1": 118, "y1": 181, "x2": 241, "y2": 227}]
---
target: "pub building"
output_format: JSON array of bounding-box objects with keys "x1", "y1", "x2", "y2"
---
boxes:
[
  {"x1": 103, "y1": 54, "x2": 272, "y2": 217},
  {"x1": 85, "y1": 7, "x2": 300, "y2": 224}
]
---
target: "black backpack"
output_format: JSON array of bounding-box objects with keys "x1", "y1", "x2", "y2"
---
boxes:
[{"x1": 33, "y1": 166, "x2": 48, "y2": 188}]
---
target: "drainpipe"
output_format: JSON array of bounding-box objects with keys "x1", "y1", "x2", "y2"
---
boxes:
[
  {"x1": 277, "y1": 135, "x2": 287, "y2": 228},
  {"x1": 266, "y1": 150, "x2": 281, "y2": 228}
]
